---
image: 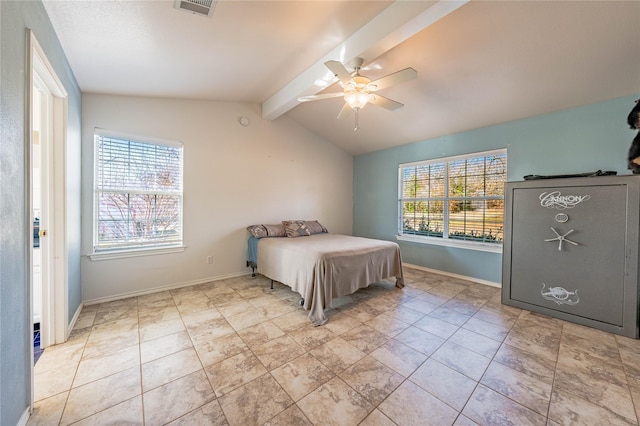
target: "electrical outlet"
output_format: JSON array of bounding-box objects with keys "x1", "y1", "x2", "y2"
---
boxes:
[{"x1": 206, "y1": 256, "x2": 213, "y2": 264}]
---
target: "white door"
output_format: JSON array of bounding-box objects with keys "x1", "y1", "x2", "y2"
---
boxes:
[
  {"x1": 31, "y1": 79, "x2": 50, "y2": 350},
  {"x1": 28, "y1": 33, "x2": 69, "y2": 352}
]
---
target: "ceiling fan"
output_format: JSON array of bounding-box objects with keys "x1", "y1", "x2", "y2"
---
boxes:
[{"x1": 298, "y1": 57, "x2": 417, "y2": 130}]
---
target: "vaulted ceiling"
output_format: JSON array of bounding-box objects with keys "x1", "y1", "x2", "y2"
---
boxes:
[{"x1": 43, "y1": 0, "x2": 640, "y2": 155}]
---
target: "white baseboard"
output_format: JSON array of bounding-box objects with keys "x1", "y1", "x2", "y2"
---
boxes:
[
  {"x1": 403, "y1": 262, "x2": 501, "y2": 288},
  {"x1": 67, "y1": 302, "x2": 84, "y2": 337},
  {"x1": 83, "y1": 271, "x2": 253, "y2": 306},
  {"x1": 17, "y1": 406, "x2": 30, "y2": 426}
]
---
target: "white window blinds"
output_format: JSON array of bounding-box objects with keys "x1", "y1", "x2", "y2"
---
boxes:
[
  {"x1": 399, "y1": 150, "x2": 507, "y2": 245},
  {"x1": 94, "y1": 130, "x2": 183, "y2": 251}
]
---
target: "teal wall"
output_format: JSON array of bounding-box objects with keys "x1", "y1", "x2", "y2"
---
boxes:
[
  {"x1": 0, "y1": 1, "x2": 82, "y2": 423},
  {"x1": 353, "y1": 95, "x2": 639, "y2": 284}
]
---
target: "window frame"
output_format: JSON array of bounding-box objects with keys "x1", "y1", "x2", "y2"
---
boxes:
[
  {"x1": 397, "y1": 149, "x2": 507, "y2": 253},
  {"x1": 90, "y1": 128, "x2": 185, "y2": 260}
]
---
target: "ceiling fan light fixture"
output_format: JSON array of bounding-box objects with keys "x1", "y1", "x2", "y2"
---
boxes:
[
  {"x1": 297, "y1": 58, "x2": 417, "y2": 129},
  {"x1": 344, "y1": 90, "x2": 370, "y2": 110}
]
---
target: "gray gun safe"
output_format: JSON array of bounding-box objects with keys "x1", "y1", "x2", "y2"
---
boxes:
[{"x1": 502, "y1": 175, "x2": 640, "y2": 338}]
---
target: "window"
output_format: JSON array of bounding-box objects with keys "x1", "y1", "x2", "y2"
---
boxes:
[
  {"x1": 398, "y1": 149, "x2": 507, "y2": 250},
  {"x1": 93, "y1": 129, "x2": 183, "y2": 254}
]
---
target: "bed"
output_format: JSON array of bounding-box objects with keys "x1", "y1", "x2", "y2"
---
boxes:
[{"x1": 247, "y1": 231, "x2": 404, "y2": 325}]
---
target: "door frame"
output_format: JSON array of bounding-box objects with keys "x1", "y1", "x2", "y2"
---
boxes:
[{"x1": 26, "y1": 29, "x2": 69, "y2": 405}]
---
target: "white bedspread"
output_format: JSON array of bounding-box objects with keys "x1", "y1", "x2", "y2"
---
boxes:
[{"x1": 257, "y1": 234, "x2": 404, "y2": 325}]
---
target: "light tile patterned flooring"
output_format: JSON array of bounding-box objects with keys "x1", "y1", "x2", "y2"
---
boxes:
[{"x1": 28, "y1": 267, "x2": 640, "y2": 425}]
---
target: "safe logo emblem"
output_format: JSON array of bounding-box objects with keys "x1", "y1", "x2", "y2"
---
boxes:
[
  {"x1": 541, "y1": 283, "x2": 580, "y2": 305},
  {"x1": 539, "y1": 191, "x2": 590, "y2": 210}
]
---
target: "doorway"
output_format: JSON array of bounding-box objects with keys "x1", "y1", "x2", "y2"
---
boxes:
[
  {"x1": 31, "y1": 78, "x2": 47, "y2": 363},
  {"x1": 28, "y1": 31, "x2": 68, "y2": 368}
]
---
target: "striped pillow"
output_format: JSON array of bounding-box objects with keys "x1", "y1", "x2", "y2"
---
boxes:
[
  {"x1": 304, "y1": 220, "x2": 328, "y2": 235},
  {"x1": 246, "y1": 224, "x2": 286, "y2": 238}
]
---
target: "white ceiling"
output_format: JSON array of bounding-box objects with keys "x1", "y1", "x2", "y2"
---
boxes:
[{"x1": 43, "y1": 0, "x2": 640, "y2": 155}]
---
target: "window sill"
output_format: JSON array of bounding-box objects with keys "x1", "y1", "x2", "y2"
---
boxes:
[
  {"x1": 88, "y1": 245, "x2": 186, "y2": 261},
  {"x1": 396, "y1": 234, "x2": 502, "y2": 253}
]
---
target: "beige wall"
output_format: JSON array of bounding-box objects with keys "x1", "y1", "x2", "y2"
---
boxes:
[{"x1": 81, "y1": 94, "x2": 353, "y2": 303}]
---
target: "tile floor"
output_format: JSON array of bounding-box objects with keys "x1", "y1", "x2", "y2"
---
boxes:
[{"x1": 28, "y1": 267, "x2": 640, "y2": 425}]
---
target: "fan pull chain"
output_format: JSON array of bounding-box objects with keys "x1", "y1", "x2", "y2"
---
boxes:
[{"x1": 354, "y1": 108, "x2": 360, "y2": 131}]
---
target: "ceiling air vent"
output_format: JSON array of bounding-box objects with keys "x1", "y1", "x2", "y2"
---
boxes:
[{"x1": 174, "y1": 0, "x2": 216, "y2": 17}]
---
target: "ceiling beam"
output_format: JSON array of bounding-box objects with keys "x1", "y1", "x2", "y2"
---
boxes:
[{"x1": 261, "y1": 0, "x2": 469, "y2": 121}]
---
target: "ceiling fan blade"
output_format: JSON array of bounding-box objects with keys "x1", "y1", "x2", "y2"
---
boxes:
[
  {"x1": 367, "y1": 67, "x2": 417, "y2": 91},
  {"x1": 325, "y1": 60, "x2": 352, "y2": 85},
  {"x1": 337, "y1": 103, "x2": 352, "y2": 119},
  {"x1": 369, "y1": 94, "x2": 404, "y2": 111},
  {"x1": 298, "y1": 92, "x2": 344, "y2": 102}
]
